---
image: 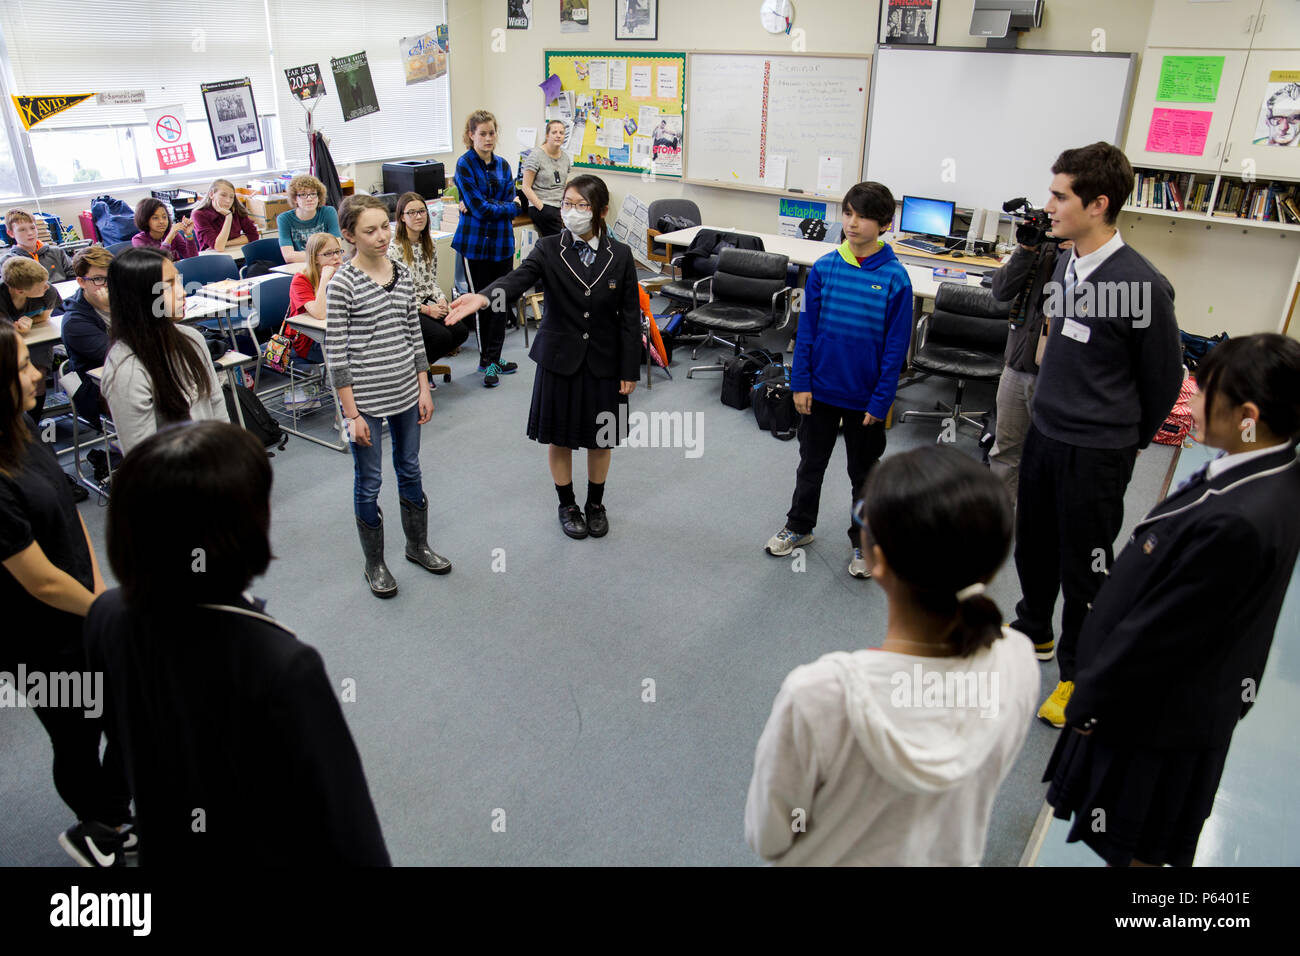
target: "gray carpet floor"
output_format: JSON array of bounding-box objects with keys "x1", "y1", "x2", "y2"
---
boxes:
[{"x1": 0, "y1": 309, "x2": 1175, "y2": 867}]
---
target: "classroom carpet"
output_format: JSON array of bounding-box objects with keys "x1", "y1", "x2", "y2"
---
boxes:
[{"x1": 0, "y1": 311, "x2": 1179, "y2": 867}]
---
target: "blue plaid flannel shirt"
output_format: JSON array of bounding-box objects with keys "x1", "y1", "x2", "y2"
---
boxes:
[{"x1": 451, "y1": 150, "x2": 517, "y2": 262}]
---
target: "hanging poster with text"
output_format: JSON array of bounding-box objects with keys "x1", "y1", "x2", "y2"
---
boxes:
[
  {"x1": 285, "y1": 64, "x2": 326, "y2": 102},
  {"x1": 200, "y1": 78, "x2": 263, "y2": 159},
  {"x1": 1253, "y1": 71, "x2": 1300, "y2": 148},
  {"x1": 331, "y1": 52, "x2": 380, "y2": 122},
  {"x1": 146, "y1": 104, "x2": 196, "y2": 170},
  {"x1": 1145, "y1": 107, "x2": 1212, "y2": 156},
  {"x1": 1156, "y1": 56, "x2": 1224, "y2": 103},
  {"x1": 401, "y1": 30, "x2": 447, "y2": 84}
]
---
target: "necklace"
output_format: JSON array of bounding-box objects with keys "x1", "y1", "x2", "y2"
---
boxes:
[{"x1": 879, "y1": 637, "x2": 958, "y2": 656}]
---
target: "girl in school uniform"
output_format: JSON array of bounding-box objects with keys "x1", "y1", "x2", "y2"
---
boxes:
[
  {"x1": 743, "y1": 446, "x2": 1039, "y2": 865},
  {"x1": 388, "y1": 191, "x2": 468, "y2": 375},
  {"x1": 100, "y1": 247, "x2": 228, "y2": 454},
  {"x1": 192, "y1": 178, "x2": 260, "y2": 252},
  {"x1": 451, "y1": 109, "x2": 522, "y2": 387},
  {"x1": 1046, "y1": 333, "x2": 1300, "y2": 867},
  {"x1": 130, "y1": 197, "x2": 198, "y2": 261},
  {"x1": 325, "y1": 194, "x2": 449, "y2": 598},
  {"x1": 447, "y1": 175, "x2": 640, "y2": 540},
  {"x1": 0, "y1": 323, "x2": 132, "y2": 867}
]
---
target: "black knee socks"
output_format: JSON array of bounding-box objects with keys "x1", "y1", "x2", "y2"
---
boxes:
[
  {"x1": 586, "y1": 481, "x2": 605, "y2": 508},
  {"x1": 556, "y1": 482, "x2": 577, "y2": 508}
]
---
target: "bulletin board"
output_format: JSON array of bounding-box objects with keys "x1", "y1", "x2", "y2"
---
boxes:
[{"x1": 543, "y1": 49, "x2": 686, "y2": 178}]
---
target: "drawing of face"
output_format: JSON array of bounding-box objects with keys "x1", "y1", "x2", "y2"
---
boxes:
[{"x1": 1265, "y1": 85, "x2": 1300, "y2": 147}]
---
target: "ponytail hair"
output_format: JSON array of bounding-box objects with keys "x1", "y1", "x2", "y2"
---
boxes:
[{"x1": 863, "y1": 447, "x2": 1012, "y2": 656}]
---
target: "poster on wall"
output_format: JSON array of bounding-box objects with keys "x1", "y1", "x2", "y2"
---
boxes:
[
  {"x1": 777, "y1": 197, "x2": 828, "y2": 238},
  {"x1": 611, "y1": 194, "x2": 656, "y2": 270},
  {"x1": 330, "y1": 52, "x2": 381, "y2": 122},
  {"x1": 285, "y1": 64, "x2": 326, "y2": 101},
  {"x1": 1253, "y1": 71, "x2": 1300, "y2": 148},
  {"x1": 11, "y1": 94, "x2": 93, "y2": 130},
  {"x1": 649, "y1": 114, "x2": 682, "y2": 175},
  {"x1": 879, "y1": 0, "x2": 938, "y2": 46},
  {"x1": 507, "y1": 0, "x2": 532, "y2": 30},
  {"x1": 616, "y1": 0, "x2": 657, "y2": 40},
  {"x1": 560, "y1": 0, "x2": 590, "y2": 33},
  {"x1": 200, "y1": 78, "x2": 263, "y2": 159},
  {"x1": 145, "y1": 104, "x2": 196, "y2": 170},
  {"x1": 401, "y1": 30, "x2": 448, "y2": 84}
]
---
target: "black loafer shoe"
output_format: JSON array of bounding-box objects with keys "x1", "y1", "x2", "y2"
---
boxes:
[
  {"x1": 584, "y1": 503, "x2": 609, "y2": 538},
  {"x1": 559, "y1": 504, "x2": 588, "y2": 539}
]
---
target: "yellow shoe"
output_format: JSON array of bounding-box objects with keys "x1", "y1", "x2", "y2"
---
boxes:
[{"x1": 1037, "y1": 681, "x2": 1074, "y2": 729}]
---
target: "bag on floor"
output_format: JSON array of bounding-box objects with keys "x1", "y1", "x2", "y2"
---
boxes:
[
  {"x1": 222, "y1": 382, "x2": 288, "y2": 451},
  {"x1": 752, "y1": 364, "x2": 798, "y2": 440},
  {"x1": 1154, "y1": 375, "x2": 1196, "y2": 446},
  {"x1": 1180, "y1": 330, "x2": 1227, "y2": 371},
  {"x1": 721, "y1": 348, "x2": 782, "y2": 409}
]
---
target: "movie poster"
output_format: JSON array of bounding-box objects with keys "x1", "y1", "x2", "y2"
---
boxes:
[
  {"x1": 200, "y1": 78, "x2": 263, "y2": 159},
  {"x1": 879, "y1": 0, "x2": 938, "y2": 46},
  {"x1": 285, "y1": 64, "x2": 326, "y2": 101},
  {"x1": 648, "y1": 114, "x2": 682, "y2": 175},
  {"x1": 507, "y1": 0, "x2": 532, "y2": 30},
  {"x1": 560, "y1": 0, "x2": 590, "y2": 33},
  {"x1": 401, "y1": 31, "x2": 448, "y2": 85},
  {"x1": 1253, "y1": 71, "x2": 1300, "y2": 148},
  {"x1": 330, "y1": 52, "x2": 380, "y2": 122}
]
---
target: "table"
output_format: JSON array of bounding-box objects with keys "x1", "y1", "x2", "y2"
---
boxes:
[
  {"x1": 259, "y1": 313, "x2": 346, "y2": 452},
  {"x1": 20, "y1": 313, "x2": 62, "y2": 347}
]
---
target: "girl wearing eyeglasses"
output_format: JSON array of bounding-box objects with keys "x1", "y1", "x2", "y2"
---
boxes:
[
  {"x1": 284, "y1": 232, "x2": 343, "y2": 365},
  {"x1": 521, "y1": 121, "x2": 572, "y2": 238},
  {"x1": 388, "y1": 192, "x2": 468, "y2": 375},
  {"x1": 446, "y1": 175, "x2": 640, "y2": 540}
]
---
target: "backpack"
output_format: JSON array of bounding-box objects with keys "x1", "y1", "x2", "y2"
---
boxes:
[
  {"x1": 1154, "y1": 375, "x2": 1196, "y2": 446},
  {"x1": 1180, "y1": 330, "x2": 1227, "y2": 372},
  {"x1": 752, "y1": 364, "x2": 798, "y2": 440},
  {"x1": 90, "y1": 195, "x2": 139, "y2": 245},
  {"x1": 721, "y1": 348, "x2": 782, "y2": 409},
  {"x1": 222, "y1": 382, "x2": 288, "y2": 451}
]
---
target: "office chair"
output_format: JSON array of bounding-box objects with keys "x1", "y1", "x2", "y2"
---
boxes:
[
  {"x1": 239, "y1": 237, "x2": 287, "y2": 277},
  {"x1": 645, "y1": 198, "x2": 700, "y2": 268},
  {"x1": 898, "y1": 284, "x2": 1010, "y2": 439},
  {"x1": 684, "y1": 249, "x2": 793, "y2": 378},
  {"x1": 175, "y1": 253, "x2": 239, "y2": 286},
  {"x1": 105, "y1": 240, "x2": 135, "y2": 257}
]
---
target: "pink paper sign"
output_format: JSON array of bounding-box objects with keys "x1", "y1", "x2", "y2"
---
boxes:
[{"x1": 1145, "y1": 107, "x2": 1212, "y2": 156}]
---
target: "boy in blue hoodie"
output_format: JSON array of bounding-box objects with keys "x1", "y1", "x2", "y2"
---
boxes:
[{"x1": 766, "y1": 182, "x2": 913, "y2": 578}]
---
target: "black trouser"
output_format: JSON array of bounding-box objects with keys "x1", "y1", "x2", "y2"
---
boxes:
[
  {"x1": 419, "y1": 310, "x2": 470, "y2": 364},
  {"x1": 464, "y1": 257, "x2": 513, "y2": 366},
  {"x1": 2, "y1": 635, "x2": 132, "y2": 827},
  {"x1": 1013, "y1": 422, "x2": 1137, "y2": 680},
  {"x1": 786, "y1": 399, "x2": 887, "y2": 546},
  {"x1": 526, "y1": 203, "x2": 563, "y2": 237}
]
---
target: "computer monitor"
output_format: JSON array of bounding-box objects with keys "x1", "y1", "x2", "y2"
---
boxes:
[{"x1": 900, "y1": 196, "x2": 956, "y2": 241}]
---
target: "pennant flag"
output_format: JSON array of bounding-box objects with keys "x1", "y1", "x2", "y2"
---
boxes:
[{"x1": 12, "y1": 94, "x2": 94, "y2": 130}]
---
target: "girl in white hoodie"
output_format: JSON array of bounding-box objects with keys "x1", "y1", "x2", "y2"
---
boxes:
[{"x1": 745, "y1": 446, "x2": 1039, "y2": 865}]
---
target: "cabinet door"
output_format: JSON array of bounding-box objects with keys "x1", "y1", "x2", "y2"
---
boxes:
[
  {"x1": 1223, "y1": 50, "x2": 1300, "y2": 180},
  {"x1": 1125, "y1": 48, "x2": 1247, "y2": 174},
  {"x1": 1254, "y1": 0, "x2": 1300, "y2": 46},
  {"x1": 1147, "y1": 0, "x2": 1263, "y2": 49}
]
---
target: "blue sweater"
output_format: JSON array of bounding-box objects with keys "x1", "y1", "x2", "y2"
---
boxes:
[{"x1": 791, "y1": 241, "x2": 913, "y2": 419}]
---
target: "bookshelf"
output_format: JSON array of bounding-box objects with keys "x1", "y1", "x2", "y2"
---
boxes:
[{"x1": 1125, "y1": 167, "x2": 1300, "y2": 233}]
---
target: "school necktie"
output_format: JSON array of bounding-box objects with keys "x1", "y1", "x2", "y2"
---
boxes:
[
  {"x1": 577, "y1": 241, "x2": 596, "y2": 268},
  {"x1": 1172, "y1": 451, "x2": 1225, "y2": 495},
  {"x1": 1064, "y1": 256, "x2": 1078, "y2": 297}
]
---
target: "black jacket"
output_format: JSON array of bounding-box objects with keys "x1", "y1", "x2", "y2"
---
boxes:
[
  {"x1": 989, "y1": 243, "x2": 1060, "y2": 375},
  {"x1": 1066, "y1": 443, "x2": 1300, "y2": 749},
  {"x1": 85, "y1": 590, "x2": 391, "y2": 866},
  {"x1": 60, "y1": 288, "x2": 110, "y2": 424},
  {"x1": 483, "y1": 230, "x2": 641, "y2": 381}
]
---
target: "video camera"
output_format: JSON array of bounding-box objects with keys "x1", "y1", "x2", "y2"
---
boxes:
[{"x1": 1003, "y1": 197, "x2": 1061, "y2": 248}]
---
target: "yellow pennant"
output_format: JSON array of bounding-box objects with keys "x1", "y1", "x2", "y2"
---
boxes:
[{"x1": 12, "y1": 94, "x2": 95, "y2": 130}]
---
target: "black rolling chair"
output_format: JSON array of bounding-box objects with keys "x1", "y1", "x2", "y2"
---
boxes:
[
  {"x1": 898, "y1": 283, "x2": 1011, "y2": 439},
  {"x1": 684, "y1": 249, "x2": 793, "y2": 378},
  {"x1": 645, "y1": 198, "x2": 700, "y2": 269}
]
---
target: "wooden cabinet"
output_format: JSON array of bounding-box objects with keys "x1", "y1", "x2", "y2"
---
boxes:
[
  {"x1": 1147, "y1": 0, "x2": 1264, "y2": 49},
  {"x1": 1124, "y1": 48, "x2": 1247, "y2": 173}
]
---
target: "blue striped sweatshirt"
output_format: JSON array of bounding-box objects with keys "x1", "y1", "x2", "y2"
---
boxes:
[{"x1": 791, "y1": 241, "x2": 913, "y2": 419}]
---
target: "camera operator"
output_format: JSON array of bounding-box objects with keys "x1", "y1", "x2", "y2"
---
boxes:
[{"x1": 987, "y1": 210, "x2": 1070, "y2": 503}]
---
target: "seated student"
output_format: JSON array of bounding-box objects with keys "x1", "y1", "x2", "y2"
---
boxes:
[
  {"x1": 85, "y1": 421, "x2": 391, "y2": 866},
  {"x1": 284, "y1": 231, "x2": 339, "y2": 365},
  {"x1": 1, "y1": 256, "x2": 59, "y2": 420},
  {"x1": 1046, "y1": 334, "x2": 1300, "y2": 867},
  {"x1": 2, "y1": 209, "x2": 74, "y2": 282},
  {"x1": 745, "y1": 446, "x2": 1038, "y2": 865},
  {"x1": 387, "y1": 191, "x2": 469, "y2": 376},
  {"x1": 0, "y1": 323, "x2": 132, "y2": 867},
  {"x1": 100, "y1": 247, "x2": 228, "y2": 454},
  {"x1": 130, "y1": 198, "x2": 198, "y2": 261},
  {"x1": 277, "y1": 174, "x2": 341, "y2": 265},
  {"x1": 192, "y1": 178, "x2": 260, "y2": 252},
  {"x1": 60, "y1": 246, "x2": 115, "y2": 426}
]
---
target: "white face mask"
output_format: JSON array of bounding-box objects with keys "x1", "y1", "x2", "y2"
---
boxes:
[{"x1": 562, "y1": 207, "x2": 593, "y2": 236}]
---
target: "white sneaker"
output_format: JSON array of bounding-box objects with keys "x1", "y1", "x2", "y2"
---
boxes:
[
  {"x1": 766, "y1": 527, "x2": 813, "y2": 556},
  {"x1": 849, "y1": 548, "x2": 872, "y2": 579}
]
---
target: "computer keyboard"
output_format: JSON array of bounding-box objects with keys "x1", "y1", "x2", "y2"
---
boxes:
[{"x1": 896, "y1": 237, "x2": 949, "y2": 255}]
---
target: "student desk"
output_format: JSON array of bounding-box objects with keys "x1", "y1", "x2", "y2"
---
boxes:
[
  {"x1": 20, "y1": 313, "x2": 62, "y2": 347},
  {"x1": 889, "y1": 239, "x2": 1002, "y2": 270},
  {"x1": 269, "y1": 312, "x2": 346, "y2": 452}
]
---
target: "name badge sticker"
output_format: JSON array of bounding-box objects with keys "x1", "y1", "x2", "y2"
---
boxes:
[{"x1": 1061, "y1": 318, "x2": 1091, "y2": 344}]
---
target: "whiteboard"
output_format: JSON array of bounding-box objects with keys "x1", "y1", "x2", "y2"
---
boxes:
[
  {"x1": 686, "y1": 53, "x2": 871, "y2": 196},
  {"x1": 865, "y1": 47, "x2": 1136, "y2": 214}
]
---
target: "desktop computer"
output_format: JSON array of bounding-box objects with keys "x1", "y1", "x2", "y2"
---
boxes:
[{"x1": 897, "y1": 196, "x2": 956, "y2": 254}]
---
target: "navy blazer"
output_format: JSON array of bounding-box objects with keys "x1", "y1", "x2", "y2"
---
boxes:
[
  {"x1": 482, "y1": 230, "x2": 641, "y2": 381},
  {"x1": 60, "y1": 288, "x2": 110, "y2": 423},
  {"x1": 1066, "y1": 442, "x2": 1300, "y2": 748}
]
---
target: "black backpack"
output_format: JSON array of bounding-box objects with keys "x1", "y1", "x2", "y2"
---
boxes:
[
  {"x1": 223, "y1": 382, "x2": 288, "y2": 452},
  {"x1": 751, "y1": 364, "x2": 798, "y2": 440},
  {"x1": 721, "y1": 348, "x2": 782, "y2": 409}
]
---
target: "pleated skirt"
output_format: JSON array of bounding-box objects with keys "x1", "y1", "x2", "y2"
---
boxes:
[{"x1": 527, "y1": 362, "x2": 628, "y2": 450}]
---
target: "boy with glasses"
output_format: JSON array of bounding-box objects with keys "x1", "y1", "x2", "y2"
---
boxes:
[
  {"x1": 61, "y1": 246, "x2": 115, "y2": 427},
  {"x1": 277, "y1": 174, "x2": 342, "y2": 264}
]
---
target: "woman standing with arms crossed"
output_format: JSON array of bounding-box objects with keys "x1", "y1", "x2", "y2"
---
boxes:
[
  {"x1": 451, "y1": 109, "x2": 522, "y2": 388},
  {"x1": 327, "y1": 195, "x2": 449, "y2": 598},
  {"x1": 0, "y1": 324, "x2": 132, "y2": 866},
  {"x1": 448, "y1": 175, "x2": 640, "y2": 540},
  {"x1": 520, "y1": 121, "x2": 571, "y2": 238}
]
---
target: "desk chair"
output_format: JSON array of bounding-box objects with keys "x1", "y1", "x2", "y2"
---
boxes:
[
  {"x1": 238, "y1": 237, "x2": 287, "y2": 277},
  {"x1": 684, "y1": 249, "x2": 793, "y2": 378},
  {"x1": 249, "y1": 276, "x2": 293, "y2": 390},
  {"x1": 176, "y1": 253, "x2": 238, "y2": 286},
  {"x1": 66, "y1": 363, "x2": 119, "y2": 499},
  {"x1": 897, "y1": 284, "x2": 1010, "y2": 439},
  {"x1": 106, "y1": 240, "x2": 135, "y2": 257},
  {"x1": 645, "y1": 199, "x2": 700, "y2": 267}
]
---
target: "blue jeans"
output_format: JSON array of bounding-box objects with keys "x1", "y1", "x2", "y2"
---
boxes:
[{"x1": 351, "y1": 404, "x2": 423, "y2": 526}]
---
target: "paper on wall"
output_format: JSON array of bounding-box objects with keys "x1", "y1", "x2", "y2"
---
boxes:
[
  {"x1": 567, "y1": 121, "x2": 586, "y2": 158},
  {"x1": 656, "y1": 66, "x2": 678, "y2": 100},
  {"x1": 817, "y1": 155, "x2": 843, "y2": 193},
  {"x1": 589, "y1": 60, "x2": 609, "y2": 91},
  {"x1": 632, "y1": 135, "x2": 653, "y2": 167},
  {"x1": 608, "y1": 60, "x2": 627, "y2": 91},
  {"x1": 597, "y1": 119, "x2": 625, "y2": 148},
  {"x1": 1145, "y1": 107, "x2": 1212, "y2": 155},
  {"x1": 765, "y1": 155, "x2": 788, "y2": 189},
  {"x1": 630, "y1": 65, "x2": 652, "y2": 98},
  {"x1": 637, "y1": 105, "x2": 659, "y2": 131},
  {"x1": 517, "y1": 126, "x2": 537, "y2": 149}
]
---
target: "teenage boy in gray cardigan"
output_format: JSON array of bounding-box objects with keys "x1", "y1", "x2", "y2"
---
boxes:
[{"x1": 1012, "y1": 142, "x2": 1183, "y2": 729}]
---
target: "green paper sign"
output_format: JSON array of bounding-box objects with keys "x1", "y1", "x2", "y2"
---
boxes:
[{"x1": 1157, "y1": 56, "x2": 1225, "y2": 103}]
